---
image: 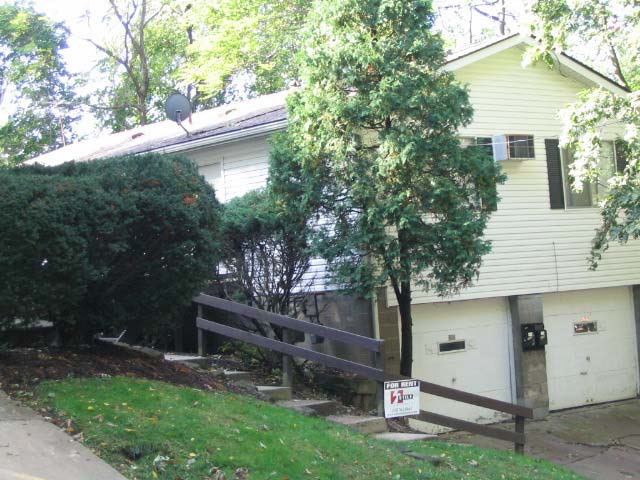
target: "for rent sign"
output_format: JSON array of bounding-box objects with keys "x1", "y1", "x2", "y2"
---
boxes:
[{"x1": 383, "y1": 380, "x2": 420, "y2": 418}]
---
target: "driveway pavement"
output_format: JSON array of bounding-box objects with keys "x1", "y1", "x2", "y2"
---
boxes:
[
  {"x1": 0, "y1": 390, "x2": 125, "y2": 480},
  {"x1": 440, "y1": 398, "x2": 640, "y2": 480}
]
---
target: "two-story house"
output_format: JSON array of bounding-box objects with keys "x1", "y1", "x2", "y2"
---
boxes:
[{"x1": 29, "y1": 34, "x2": 639, "y2": 431}]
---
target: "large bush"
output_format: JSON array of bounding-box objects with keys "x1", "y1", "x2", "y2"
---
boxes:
[
  {"x1": 220, "y1": 188, "x2": 311, "y2": 317},
  {"x1": 0, "y1": 153, "x2": 221, "y2": 343}
]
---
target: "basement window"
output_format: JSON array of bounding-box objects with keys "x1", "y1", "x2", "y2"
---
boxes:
[
  {"x1": 438, "y1": 340, "x2": 466, "y2": 354},
  {"x1": 573, "y1": 321, "x2": 598, "y2": 334}
]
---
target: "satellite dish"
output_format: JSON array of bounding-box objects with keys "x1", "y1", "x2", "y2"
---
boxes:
[{"x1": 164, "y1": 93, "x2": 192, "y2": 136}]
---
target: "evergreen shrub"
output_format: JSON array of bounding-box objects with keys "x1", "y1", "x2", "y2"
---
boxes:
[{"x1": 0, "y1": 153, "x2": 221, "y2": 343}]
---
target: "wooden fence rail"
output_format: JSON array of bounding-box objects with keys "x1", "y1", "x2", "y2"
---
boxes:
[{"x1": 193, "y1": 293, "x2": 533, "y2": 453}]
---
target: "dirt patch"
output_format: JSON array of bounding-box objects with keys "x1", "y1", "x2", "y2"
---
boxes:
[
  {"x1": 0, "y1": 344, "x2": 226, "y2": 396},
  {"x1": 0, "y1": 344, "x2": 419, "y2": 434}
]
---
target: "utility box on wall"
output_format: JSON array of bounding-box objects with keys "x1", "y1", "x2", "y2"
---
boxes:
[{"x1": 522, "y1": 323, "x2": 548, "y2": 351}]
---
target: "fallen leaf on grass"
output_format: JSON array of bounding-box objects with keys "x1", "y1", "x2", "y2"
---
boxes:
[
  {"x1": 209, "y1": 467, "x2": 226, "y2": 480},
  {"x1": 234, "y1": 467, "x2": 249, "y2": 479}
]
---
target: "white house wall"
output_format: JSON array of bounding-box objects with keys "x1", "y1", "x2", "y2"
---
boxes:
[
  {"x1": 184, "y1": 134, "x2": 331, "y2": 292},
  {"x1": 389, "y1": 45, "x2": 640, "y2": 307},
  {"x1": 184, "y1": 135, "x2": 271, "y2": 203}
]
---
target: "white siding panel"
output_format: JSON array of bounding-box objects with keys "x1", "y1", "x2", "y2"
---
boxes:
[
  {"x1": 185, "y1": 134, "x2": 332, "y2": 292},
  {"x1": 185, "y1": 136, "x2": 271, "y2": 203},
  {"x1": 389, "y1": 46, "x2": 640, "y2": 307}
]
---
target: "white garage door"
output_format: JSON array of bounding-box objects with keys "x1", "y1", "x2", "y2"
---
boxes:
[
  {"x1": 544, "y1": 287, "x2": 639, "y2": 411},
  {"x1": 410, "y1": 298, "x2": 513, "y2": 433}
]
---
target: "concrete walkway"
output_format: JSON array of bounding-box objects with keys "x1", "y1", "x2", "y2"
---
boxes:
[
  {"x1": 440, "y1": 398, "x2": 640, "y2": 480},
  {"x1": 0, "y1": 391, "x2": 125, "y2": 480}
]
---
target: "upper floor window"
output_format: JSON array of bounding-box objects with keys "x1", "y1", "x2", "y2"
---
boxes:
[
  {"x1": 562, "y1": 141, "x2": 616, "y2": 208},
  {"x1": 545, "y1": 138, "x2": 626, "y2": 210},
  {"x1": 461, "y1": 135, "x2": 535, "y2": 161},
  {"x1": 508, "y1": 135, "x2": 535, "y2": 159},
  {"x1": 460, "y1": 136, "x2": 493, "y2": 157}
]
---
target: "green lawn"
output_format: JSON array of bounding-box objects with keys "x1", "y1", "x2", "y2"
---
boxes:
[{"x1": 36, "y1": 377, "x2": 584, "y2": 480}]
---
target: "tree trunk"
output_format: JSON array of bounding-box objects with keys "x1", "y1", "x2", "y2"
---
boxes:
[{"x1": 397, "y1": 282, "x2": 413, "y2": 377}]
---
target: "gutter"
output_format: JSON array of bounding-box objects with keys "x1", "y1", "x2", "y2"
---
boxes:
[{"x1": 149, "y1": 119, "x2": 288, "y2": 155}]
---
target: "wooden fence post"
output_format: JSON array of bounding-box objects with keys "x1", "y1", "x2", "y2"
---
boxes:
[
  {"x1": 375, "y1": 342, "x2": 386, "y2": 417},
  {"x1": 514, "y1": 415, "x2": 525, "y2": 454},
  {"x1": 197, "y1": 304, "x2": 205, "y2": 357},
  {"x1": 282, "y1": 328, "x2": 294, "y2": 387}
]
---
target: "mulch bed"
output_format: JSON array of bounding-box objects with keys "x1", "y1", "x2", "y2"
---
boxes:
[
  {"x1": 0, "y1": 344, "x2": 423, "y2": 435},
  {"x1": 0, "y1": 343, "x2": 226, "y2": 396}
]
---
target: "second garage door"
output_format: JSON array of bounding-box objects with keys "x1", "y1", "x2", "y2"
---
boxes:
[{"x1": 544, "y1": 287, "x2": 639, "y2": 411}]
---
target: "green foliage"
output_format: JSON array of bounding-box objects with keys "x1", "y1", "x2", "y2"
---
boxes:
[
  {"x1": 528, "y1": 0, "x2": 638, "y2": 89},
  {"x1": 277, "y1": 0, "x2": 504, "y2": 375},
  {"x1": 181, "y1": 0, "x2": 309, "y2": 101},
  {"x1": 37, "y1": 377, "x2": 584, "y2": 480},
  {"x1": 0, "y1": 154, "x2": 221, "y2": 342},
  {"x1": 529, "y1": 0, "x2": 640, "y2": 265},
  {"x1": 90, "y1": 0, "x2": 212, "y2": 132},
  {"x1": 220, "y1": 180, "x2": 312, "y2": 316},
  {"x1": 560, "y1": 89, "x2": 640, "y2": 268},
  {"x1": 0, "y1": 2, "x2": 79, "y2": 164}
]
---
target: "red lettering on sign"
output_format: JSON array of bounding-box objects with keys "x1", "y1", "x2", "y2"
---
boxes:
[{"x1": 390, "y1": 389, "x2": 404, "y2": 404}]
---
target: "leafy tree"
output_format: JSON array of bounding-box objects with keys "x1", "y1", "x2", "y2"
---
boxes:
[
  {"x1": 277, "y1": 0, "x2": 504, "y2": 376},
  {"x1": 0, "y1": 154, "x2": 221, "y2": 343},
  {"x1": 529, "y1": 0, "x2": 640, "y2": 266},
  {"x1": 528, "y1": 0, "x2": 637, "y2": 89},
  {"x1": 0, "y1": 2, "x2": 79, "y2": 165},
  {"x1": 433, "y1": 0, "x2": 523, "y2": 51},
  {"x1": 181, "y1": 0, "x2": 309, "y2": 101},
  {"x1": 220, "y1": 186, "x2": 312, "y2": 318},
  {"x1": 181, "y1": 0, "x2": 528, "y2": 102},
  {"x1": 89, "y1": 0, "x2": 208, "y2": 132}
]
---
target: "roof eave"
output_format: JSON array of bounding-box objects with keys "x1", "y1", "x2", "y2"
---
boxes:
[
  {"x1": 445, "y1": 33, "x2": 629, "y2": 97},
  {"x1": 148, "y1": 118, "x2": 288, "y2": 154}
]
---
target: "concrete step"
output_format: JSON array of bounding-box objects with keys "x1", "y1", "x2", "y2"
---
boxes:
[
  {"x1": 164, "y1": 353, "x2": 209, "y2": 367},
  {"x1": 326, "y1": 415, "x2": 387, "y2": 434},
  {"x1": 256, "y1": 386, "x2": 292, "y2": 401},
  {"x1": 223, "y1": 370, "x2": 252, "y2": 382},
  {"x1": 277, "y1": 399, "x2": 338, "y2": 417},
  {"x1": 374, "y1": 432, "x2": 436, "y2": 442}
]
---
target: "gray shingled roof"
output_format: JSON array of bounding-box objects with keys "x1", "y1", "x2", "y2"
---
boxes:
[{"x1": 27, "y1": 90, "x2": 289, "y2": 166}]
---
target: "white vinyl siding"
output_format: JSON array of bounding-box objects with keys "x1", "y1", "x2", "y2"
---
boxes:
[
  {"x1": 390, "y1": 46, "x2": 640, "y2": 307},
  {"x1": 184, "y1": 134, "x2": 331, "y2": 293},
  {"x1": 185, "y1": 135, "x2": 271, "y2": 203}
]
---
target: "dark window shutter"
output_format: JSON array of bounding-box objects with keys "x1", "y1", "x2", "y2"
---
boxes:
[
  {"x1": 545, "y1": 139, "x2": 565, "y2": 209},
  {"x1": 615, "y1": 140, "x2": 628, "y2": 173}
]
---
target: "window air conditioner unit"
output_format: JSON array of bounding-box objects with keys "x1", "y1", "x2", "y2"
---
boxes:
[{"x1": 492, "y1": 134, "x2": 508, "y2": 161}]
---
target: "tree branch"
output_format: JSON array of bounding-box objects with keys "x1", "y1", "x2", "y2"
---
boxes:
[{"x1": 608, "y1": 42, "x2": 628, "y2": 88}]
